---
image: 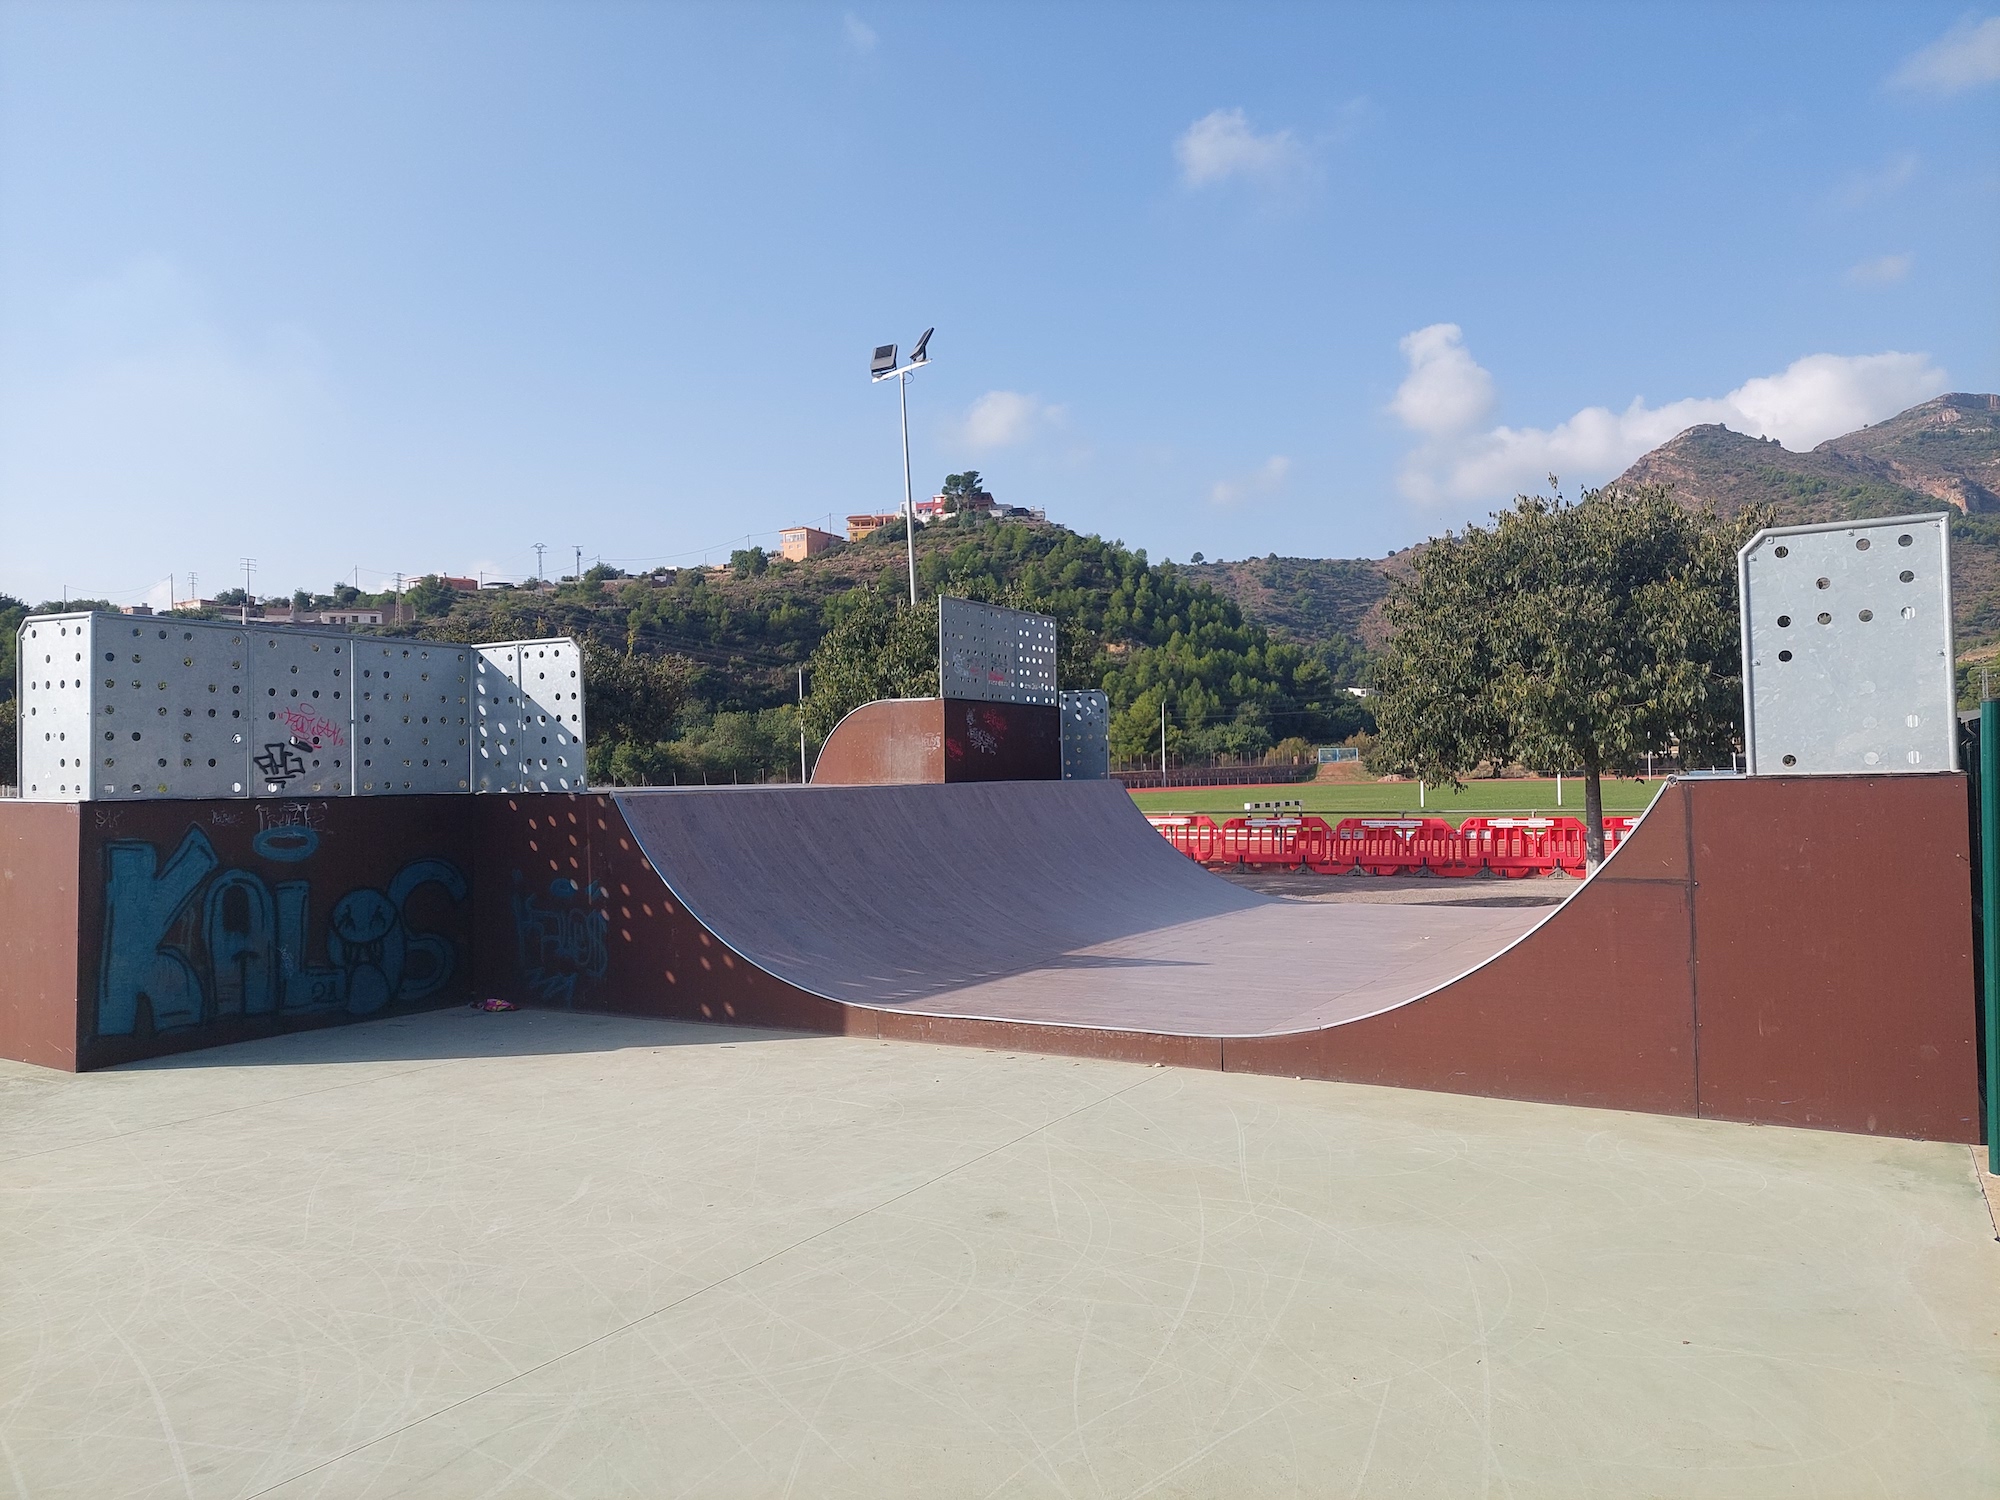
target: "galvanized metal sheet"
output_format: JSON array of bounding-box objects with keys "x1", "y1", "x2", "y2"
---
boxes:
[
  {"x1": 353, "y1": 641, "x2": 473, "y2": 794},
  {"x1": 17, "y1": 614, "x2": 101, "y2": 800},
  {"x1": 472, "y1": 644, "x2": 524, "y2": 793},
  {"x1": 511, "y1": 638, "x2": 586, "y2": 791},
  {"x1": 938, "y1": 596, "x2": 1058, "y2": 706},
  {"x1": 247, "y1": 629, "x2": 354, "y2": 796},
  {"x1": 1739, "y1": 513, "x2": 1956, "y2": 775},
  {"x1": 1060, "y1": 689, "x2": 1110, "y2": 780},
  {"x1": 16, "y1": 614, "x2": 577, "y2": 800}
]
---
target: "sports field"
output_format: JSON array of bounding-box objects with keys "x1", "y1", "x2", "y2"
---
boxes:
[{"x1": 1127, "y1": 775, "x2": 1666, "y2": 822}]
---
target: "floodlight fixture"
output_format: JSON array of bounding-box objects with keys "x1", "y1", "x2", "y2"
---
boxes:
[{"x1": 869, "y1": 327, "x2": 937, "y2": 605}]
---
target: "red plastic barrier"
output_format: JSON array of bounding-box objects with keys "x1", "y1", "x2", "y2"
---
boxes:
[
  {"x1": 1150, "y1": 809, "x2": 1640, "y2": 877},
  {"x1": 1329, "y1": 817, "x2": 1456, "y2": 876},
  {"x1": 1145, "y1": 814, "x2": 1223, "y2": 863}
]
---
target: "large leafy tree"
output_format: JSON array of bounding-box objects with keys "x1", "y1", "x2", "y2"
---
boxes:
[
  {"x1": 1371, "y1": 484, "x2": 1763, "y2": 862},
  {"x1": 800, "y1": 589, "x2": 939, "y2": 743}
]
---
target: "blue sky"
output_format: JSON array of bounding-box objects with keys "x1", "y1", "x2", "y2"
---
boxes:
[{"x1": 2, "y1": 2, "x2": 1996, "y2": 608}]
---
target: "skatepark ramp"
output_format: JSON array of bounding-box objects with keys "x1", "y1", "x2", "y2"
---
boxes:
[
  {"x1": 562, "y1": 773, "x2": 1977, "y2": 1141},
  {"x1": 0, "y1": 773, "x2": 1981, "y2": 1143}
]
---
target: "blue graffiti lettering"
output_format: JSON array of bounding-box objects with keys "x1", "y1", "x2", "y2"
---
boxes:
[
  {"x1": 251, "y1": 826, "x2": 320, "y2": 862},
  {"x1": 95, "y1": 826, "x2": 468, "y2": 1038},
  {"x1": 510, "y1": 871, "x2": 609, "y2": 1006},
  {"x1": 99, "y1": 829, "x2": 220, "y2": 1036},
  {"x1": 203, "y1": 869, "x2": 276, "y2": 1018}
]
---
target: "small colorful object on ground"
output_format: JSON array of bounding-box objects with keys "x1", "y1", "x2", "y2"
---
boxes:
[{"x1": 470, "y1": 998, "x2": 518, "y2": 1012}]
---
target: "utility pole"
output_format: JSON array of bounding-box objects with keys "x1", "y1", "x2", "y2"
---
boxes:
[
  {"x1": 240, "y1": 558, "x2": 255, "y2": 624},
  {"x1": 799, "y1": 667, "x2": 808, "y2": 783},
  {"x1": 532, "y1": 543, "x2": 547, "y2": 583},
  {"x1": 189, "y1": 571, "x2": 197, "y2": 607},
  {"x1": 393, "y1": 571, "x2": 403, "y2": 627},
  {"x1": 1160, "y1": 700, "x2": 1167, "y2": 777},
  {"x1": 574, "y1": 545, "x2": 583, "y2": 584}
]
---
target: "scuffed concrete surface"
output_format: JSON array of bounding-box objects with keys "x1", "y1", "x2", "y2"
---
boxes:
[{"x1": 3, "y1": 1007, "x2": 1996, "y2": 1498}]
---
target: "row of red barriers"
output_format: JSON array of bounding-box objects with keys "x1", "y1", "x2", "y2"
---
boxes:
[{"x1": 1145, "y1": 813, "x2": 1641, "y2": 878}]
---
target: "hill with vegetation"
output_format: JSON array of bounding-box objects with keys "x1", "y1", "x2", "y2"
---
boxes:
[
  {"x1": 1180, "y1": 553, "x2": 1392, "y2": 651},
  {"x1": 234, "y1": 518, "x2": 1368, "y2": 785},
  {"x1": 1617, "y1": 392, "x2": 2000, "y2": 644}
]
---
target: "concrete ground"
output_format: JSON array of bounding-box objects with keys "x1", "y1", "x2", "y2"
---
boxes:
[
  {"x1": 1212, "y1": 867, "x2": 1568, "y2": 906},
  {"x1": 2, "y1": 1009, "x2": 1996, "y2": 1500}
]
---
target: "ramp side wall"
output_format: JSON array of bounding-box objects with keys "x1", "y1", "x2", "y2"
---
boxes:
[
  {"x1": 474, "y1": 794, "x2": 851, "y2": 1035},
  {"x1": 1222, "y1": 781, "x2": 1701, "y2": 1116},
  {"x1": 0, "y1": 796, "x2": 482, "y2": 1071},
  {"x1": 0, "y1": 802, "x2": 82, "y2": 1070},
  {"x1": 811, "y1": 700, "x2": 945, "y2": 786},
  {"x1": 1686, "y1": 774, "x2": 1977, "y2": 1139}
]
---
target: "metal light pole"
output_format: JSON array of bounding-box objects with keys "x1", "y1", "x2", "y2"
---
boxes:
[
  {"x1": 871, "y1": 329, "x2": 933, "y2": 607},
  {"x1": 240, "y1": 558, "x2": 256, "y2": 625}
]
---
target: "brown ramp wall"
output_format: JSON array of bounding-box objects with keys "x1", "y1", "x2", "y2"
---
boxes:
[
  {"x1": 0, "y1": 802, "x2": 82, "y2": 1070},
  {"x1": 514, "y1": 776, "x2": 1978, "y2": 1142}
]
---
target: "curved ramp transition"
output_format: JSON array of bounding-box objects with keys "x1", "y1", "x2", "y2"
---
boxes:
[{"x1": 481, "y1": 775, "x2": 1980, "y2": 1142}]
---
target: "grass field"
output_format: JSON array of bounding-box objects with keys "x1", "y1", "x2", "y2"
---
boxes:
[{"x1": 1127, "y1": 776, "x2": 1666, "y2": 823}]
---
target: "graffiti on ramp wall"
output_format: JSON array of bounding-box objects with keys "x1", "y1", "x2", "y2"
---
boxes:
[
  {"x1": 509, "y1": 871, "x2": 609, "y2": 1005},
  {"x1": 95, "y1": 823, "x2": 469, "y2": 1039}
]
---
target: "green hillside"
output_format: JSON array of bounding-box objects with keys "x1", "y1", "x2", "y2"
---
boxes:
[
  {"x1": 1616, "y1": 392, "x2": 2000, "y2": 646},
  {"x1": 400, "y1": 518, "x2": 1374, "y2": 784}
]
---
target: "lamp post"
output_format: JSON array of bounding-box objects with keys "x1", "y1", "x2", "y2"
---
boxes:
[{"x1": 870, "y1": 328, "x2": 933, "y2": 607}]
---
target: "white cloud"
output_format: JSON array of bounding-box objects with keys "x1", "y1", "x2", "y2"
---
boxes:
[
  {"x1": 1389, "y1": 324, "x2": 1496, "y2": 436},
  {"x1": 1891, "y1": 15, "x2": 2000, "y2": 94},
  {"x1": 1834, "y1": 151, "x2": 1919, "y2": 208},
  {"x1": 1175, "y1": 108, "x2": 1306, "y2": 188},
  {"x1": 1390, "y1": 327, "x2": 1949, "y2": 506},
  {"x1": 1209, "y1": 455, "x2": 1291, "y2": 507},
  {"x1": 958, "y1": 390, "x2": 1060, "y2": 450},
  {"x1": 1847, "y1": 252, "x2": 1914, "y2": 285},
  {"x1": 842, "y1": 12, "x2": 877, "y2": 53}
]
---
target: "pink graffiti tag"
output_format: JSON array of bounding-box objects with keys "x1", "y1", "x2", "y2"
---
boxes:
[{"x1": 278, "y1": 706, "x2": 346, "y2": 749}]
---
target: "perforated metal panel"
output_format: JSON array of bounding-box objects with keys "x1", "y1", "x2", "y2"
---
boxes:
[
  {"x1": 1060, "y1": 690, "x2": 1109, "y2": 780},
  {"x1": 352, "y1": 642, "x2": 473, "y2": 794},
  {"x1": 472, "y1": 644, "x2": 524, "y2": 793},
  {"x1": 247, "y1": 629, "x2": 353, "y2": 795},
  {"x1": 938, "y1": 597, "x2": 1058, "y2": 706},
  {"x1": 16, "y1": 615, "x2": 578, "y2": 800},
  {"x1": 17, "y1": 614, "x2": 100, "y2": 799},
  {"x1": 1739, "y1": 514, "x2": 1957, "y2": 775},
  {"x1": 511, "y1": 638, "x2": 586, "y2": 791}
]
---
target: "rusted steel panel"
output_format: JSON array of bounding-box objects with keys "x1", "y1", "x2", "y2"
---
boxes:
[
  {"x1": 941, "y1": 698, "x2": 1060, "y2": 783},
  {"x1": 0, "y1": 802, "x2": 83, "y2": 1070},
  {"x1": 1688, "y1": 774, "x2": 1979, "y2": 1141},
  {"x1": 811, "y1": 699, "x2": 945, "y2": 786},
  {"x1": 69, "y1": 796, "x2": 478, "y2": 1070}
]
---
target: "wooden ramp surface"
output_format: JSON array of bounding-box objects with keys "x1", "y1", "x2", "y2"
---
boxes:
[{"x1": 611, "y1": 782, "x2": 1551, "y2": 1036}]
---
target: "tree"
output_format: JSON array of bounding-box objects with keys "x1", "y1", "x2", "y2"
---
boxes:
[
  {"x1": 405, "y1": 575, "x2": 457, "y2": 617},
  {"x1": 582, "y1": 641, "x2": 696, "y2": 783},
  {"x1": 729, "y1": 547, "x2": 768, "y2": 579},
  {"x1": 941, "y1": 471, "x2": 989, "y2": 511},
  {"x1": 1370, "y1": 483, "x2": 1763, "y2": 863},
  {"x1": 800, "y1": 589, "x2": 938, "y2": 743}
]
